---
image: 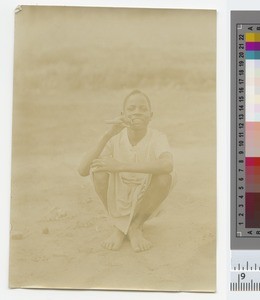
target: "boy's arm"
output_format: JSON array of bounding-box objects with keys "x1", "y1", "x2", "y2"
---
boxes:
[
  {"x1": 78, "y1": 131, "x2": 113, "y2": 177},
  {"x1": 78, "y1": 116, "x2": 130, "y2": 177},
  {"x1": 121, "y1": 152, "x2": 173, "y2": 174},
  {"x1": 91, "y1": 152, "x2": 173, "y2": 175}
]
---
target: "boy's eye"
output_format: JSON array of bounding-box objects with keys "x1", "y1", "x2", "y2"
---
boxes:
[
  {"x1": 140, "y1": 106, "x2": 148, "y2": 112},
  {"x1": 126, "y1": 105, "x2": 148, "y2": 112}
]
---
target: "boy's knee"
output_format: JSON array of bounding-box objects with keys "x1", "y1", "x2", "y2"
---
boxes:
[
  {"x1": 93, "y1": 172, "x2": 109, "y2": 186},
  {"x1": 153, "y1": 174, "x2": 172, "y2": 189}
]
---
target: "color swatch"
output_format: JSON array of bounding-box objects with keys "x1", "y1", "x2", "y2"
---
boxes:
[{"x1": 246, "y1": 33, "x2": 260, "y2": 228}]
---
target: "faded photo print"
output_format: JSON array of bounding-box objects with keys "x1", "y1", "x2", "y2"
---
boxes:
[{"x1": 10, "y1": 6, "x2": 216, "y2": 292}]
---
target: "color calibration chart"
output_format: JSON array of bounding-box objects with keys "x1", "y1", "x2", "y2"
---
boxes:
[
  {"x1": 245, "y1": 32, "x2": 260, "y2": 230},
  {"x1": 231, "y1": 12, "x2": 260, "y2": 292}
]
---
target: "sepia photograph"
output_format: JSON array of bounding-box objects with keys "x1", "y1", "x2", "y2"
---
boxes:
[{"x1": 10, "y1": 6, "x2": 216, "y2": 291}]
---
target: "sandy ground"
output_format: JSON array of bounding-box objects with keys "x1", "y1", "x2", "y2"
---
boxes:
[{"x1": 9, "y1": 7, "x2": 216, "y2": 292}]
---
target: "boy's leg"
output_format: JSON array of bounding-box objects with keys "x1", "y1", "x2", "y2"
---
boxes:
[
  {"x1": 128, "y1": 174, "x2": 172, "y2": 252},
  {"x1": 92, "y1": 172, "x2": 125, "y2": 250},
  {"x1": 92, "y1": 172, "x2": 109, "y2": 209}
]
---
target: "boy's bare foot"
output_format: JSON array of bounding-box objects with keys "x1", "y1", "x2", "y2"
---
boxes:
[
  {"x1": 127, "y1": 226, "x2": 152, "y2": 252},
  {"x1": 102, "y1": 227, "x2": 125, "y2": 250}
]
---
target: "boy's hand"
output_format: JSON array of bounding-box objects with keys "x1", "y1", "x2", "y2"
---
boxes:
[
  {"x1": 91, "y1": 157, "x2": 123, "y2": 173},
  {"x1": 105, "y1": 116, "x2": 131, "y2": 137}
]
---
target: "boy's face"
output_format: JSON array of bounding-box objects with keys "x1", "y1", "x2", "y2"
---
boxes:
[{"x1": 123, "y1": 94, "x2": 153, "y2": 130}]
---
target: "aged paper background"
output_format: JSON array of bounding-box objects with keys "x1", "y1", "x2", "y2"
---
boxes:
[{"x1": 10, "y1": 6, "x2": 216, "y2": 291}]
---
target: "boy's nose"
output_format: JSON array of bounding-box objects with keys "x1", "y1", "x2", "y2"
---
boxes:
[{"x1": 133, "y1": 111, "x2": 142, "y2": 116}]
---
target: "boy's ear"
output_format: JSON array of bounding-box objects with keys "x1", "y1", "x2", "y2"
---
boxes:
[{"x1": 150, "y1": 112, "x2": 154, "y2": 119}]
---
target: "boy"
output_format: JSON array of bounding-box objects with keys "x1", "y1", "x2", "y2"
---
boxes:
[{"x1": 78, "y1": 90, "x2": 174, "y2": 252}]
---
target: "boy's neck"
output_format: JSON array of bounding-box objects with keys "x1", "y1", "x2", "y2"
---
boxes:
[{"x1": 127, "y1": 127, "x2": 148, "y2": 146}]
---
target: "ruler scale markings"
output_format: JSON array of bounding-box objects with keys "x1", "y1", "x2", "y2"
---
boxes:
[{"x1": 230, "y1": 250, "x2": 260, "y2": 291}]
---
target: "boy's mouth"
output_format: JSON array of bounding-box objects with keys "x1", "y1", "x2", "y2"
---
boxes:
[
  {"x1": 132, "y1": 118, "x2": 143, "y2": 124},
  {"x1": 131, "y1": 117, "x2": 144, "y2": 121}
]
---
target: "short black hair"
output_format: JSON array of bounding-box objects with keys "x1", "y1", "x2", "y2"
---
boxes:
[{"x1": 123, "y1": 90, "x2": 151, "y2": 111}]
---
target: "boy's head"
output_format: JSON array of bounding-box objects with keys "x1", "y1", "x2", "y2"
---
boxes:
[{"x1": 122, "y1": 90, "x2": 153, "y2": 130}]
